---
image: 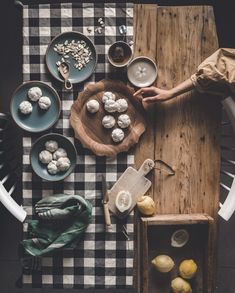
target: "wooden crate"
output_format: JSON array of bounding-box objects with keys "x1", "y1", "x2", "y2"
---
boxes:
[{"x1": 140, "y1": 214, "x2": 214, "y2": 293}]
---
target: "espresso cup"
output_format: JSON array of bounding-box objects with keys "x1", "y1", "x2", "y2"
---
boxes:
[{"x1": 108, "y1": 41, "x2": 132, "y2": 68}]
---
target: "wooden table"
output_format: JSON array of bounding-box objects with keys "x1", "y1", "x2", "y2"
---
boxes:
[{"x1": 133, "y1": 4, "x2": 221, "y2": 293}]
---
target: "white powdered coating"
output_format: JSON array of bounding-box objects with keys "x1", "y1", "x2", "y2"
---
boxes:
[
  {"x1": 28, "y1": 87, "x2": 42, "y2": 102},
  {"x1": 117, "y1": 114, "x2": 131, "y2": 129},
  {"x1": 102, "y1": 91, "x2": 116, "y2": 103},
  {"x1": 45, "y1": 140, "x2": 59, "y2": 153},
  {"x1": 53, "y1": 148, "x2": 68, "y2": 160},
  {"x1": 116, "y1": 98, "x2": 128, "y2": 113},
  {"x1": 56, "y1": 157, "x2": 71, "y2": 172},
  {"x1": 19, "y1": 101, "x2": 33, "y2": 115},
  {"x1": 104, "y1": 99, "x2": 118, "y2": 113},
  {"x1": 111, "y1": 128, "x2": 125, "y2": 143},
  {"x1": 86, "y1": 99, "x2": 100, "y2": 113},
  {"x1": 47, "y1": 160, "x2": 59, "y2": 175},
  {"x1": 102, "y1": 115, "x2": 116, "y2": 129},
  {"x1": 39, "y1": 150, "x2": 53, "y2": 164},
  {"x1": 38, "y1": 96, "x2": 51, "y2": 110}
]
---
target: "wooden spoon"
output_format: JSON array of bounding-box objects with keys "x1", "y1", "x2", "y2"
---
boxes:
[{"x1": 58, "y1": 62, "x2": 73, "y2": 90}]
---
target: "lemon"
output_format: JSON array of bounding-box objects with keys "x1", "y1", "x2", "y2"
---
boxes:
[
  {"x1": 151, "y1": 254, "x2": 174, "y2": 273},
  {"x1": 137, "y1": 195, "x2": 155, "y2": 216},
  {"x1": 171, "y1": 277, "x2": 192, "y2": 293},
  {"x1": 179, "y1": 259, "x2": 198, "y2": 279}
]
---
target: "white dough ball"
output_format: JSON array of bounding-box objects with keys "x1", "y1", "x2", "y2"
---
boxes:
[
  {"x1": 45, "y1": 140, "x2": 59, "y2": 153},
  {"x1": 39, "y1": 150, "x2": 53, "y2": 164},
  {"x1": 102, "y1": 115, "x2": 116, "y2": 129},
  {"x1": 86, "y1": 99, "x2": 100, "y2": 113},
  {"x1": 19, "y1": 101, "x2": 33, "y2": 115},
  {"x1": 117, "y1": 114, "x2": 131, "y2": 129},
  {"x1": 111, "y1": 128, "x2": 125, "y2": 143},
  {"x1": 47, "y1": 160, "x2": 59, "y2": 175},
  {"x1": 102, "y1": 91, "x2": 116, "y2": 103},
  {"x1": 38, "y1": 96, "x2": 51, "y2": 110},
  {"x1": 56, "y1": 157, "x2": 71, "y2": 172},
  {"x1": 28, "y1": 87, "x2": 42, "y2": 102},
  {"x1": 104, "y1": 100, "x2": 118, "y2": 113},
  {"x1": 53, "y1": 148, "x2": 67, "y2": 160},
  {"x1": 116, "y1": 98, "x2": 128, "y2": 113}
]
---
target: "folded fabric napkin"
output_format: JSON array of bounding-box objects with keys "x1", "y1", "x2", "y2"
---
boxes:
[{"x1": 22, "y1": 194, "x2": 92, "y2": 257}]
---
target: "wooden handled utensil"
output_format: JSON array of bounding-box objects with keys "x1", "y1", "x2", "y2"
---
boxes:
[
  {"x1": 58, "y1": 62, "x2": 73, "y2": 91},
  {"x1": 102, "y1": 175, "x2": 112, "y2": 231}
]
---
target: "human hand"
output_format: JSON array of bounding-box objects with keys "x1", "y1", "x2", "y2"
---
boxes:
[{"x1": 133, "y1": 86, "x2": 174, "y2": 104}]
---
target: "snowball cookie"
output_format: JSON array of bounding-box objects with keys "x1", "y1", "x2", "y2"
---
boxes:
[
  {"x1": 111, "y1": 128, "x2": 125, "y2": 143},
  {"x1": 102, "y1": 91, "x2": 116, "y2": 103},
  {"x1": 47, "y1": 160, "x2": 59, "y2": 175},
  {"x1": 45, "y1": 140, "x2": 59, "y2": 153},
  {"x1": 56, "y1": 157, "x2": 71, "y2": 172},
  {"x1": 38, "y1": 96, "x2": 51, "y2": 110},
  {"x1": 104, "y1": 99, "x2": 118, "y2": 113},
  {"x1": 39, "y1": 150, "x2": 53, "y2": 164},
  {"x1": 117, "y1": 114, "x2": 131, "y2": 129},
  {"x1": 116, "y1": 98, "x2": 128, "y2": 113},
  {"x1": 28, "y1": 87, "x2": 42, "y2": 102},
  {"x1": 86, "y1": 99, "x2": 100, "y2": 113},
  {"x1": 102, "y1": 115, "x2": 116, "y2": 129},
  {"x1": 53, "y1": 148, "x2": 68, "y2": 160},
  {"x1": 19, "y1": 101, "x2": 33, "y2": 115}
]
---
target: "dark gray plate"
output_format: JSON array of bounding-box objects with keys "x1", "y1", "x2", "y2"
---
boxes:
[
  {"x1": 31, "y1": 133, "x2": 77, "y2": 181},
  {"x1": 46, "y1": 31, "x2": 97, "y2": 84},
  {"x1": 10, "y1": 81, "x2": 61, "y2": 133}
]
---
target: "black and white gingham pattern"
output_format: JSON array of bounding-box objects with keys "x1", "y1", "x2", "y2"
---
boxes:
[{"x1": 22, "y1": 3, "x2": 134, "y2": 289}]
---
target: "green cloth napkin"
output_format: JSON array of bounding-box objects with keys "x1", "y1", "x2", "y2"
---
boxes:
[{"x1": 22, "y1": 194, "x2": 92, "y2": 257}]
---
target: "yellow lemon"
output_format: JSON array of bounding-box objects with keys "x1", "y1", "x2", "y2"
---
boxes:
[
  {"x1": 171, "y1": 277, "x2": 192, "y2": 293},
  {"x1": 137, "y1": 195, "x2": 155, "y2": 216},
  {"x1": 179, "y1": 259, "x2": 198, "y2": 279},
  {"x1": 151, "y1": 255, "x2": 174, "y2": 273}
]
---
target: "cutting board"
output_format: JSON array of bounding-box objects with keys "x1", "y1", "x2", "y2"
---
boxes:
[{"x1": 108, "y1": 159, "x2": 155, "y2": 218}]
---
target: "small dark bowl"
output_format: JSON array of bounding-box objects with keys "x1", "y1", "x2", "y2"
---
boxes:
[
  {"x1": 108, "y1": 41, "x2": 133, "y2": 68},
  {"x1": 30, "y1": 133, "x2": 77, "y2": 181}
]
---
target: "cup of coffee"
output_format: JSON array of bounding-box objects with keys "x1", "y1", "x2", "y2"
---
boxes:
[{"x1": 108, "y1": 41, "x2": 132, "y2": 68}]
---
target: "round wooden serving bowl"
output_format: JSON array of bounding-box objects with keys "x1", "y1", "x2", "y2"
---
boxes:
[{"x1": 70, "y1": 79, "x2": 147, "y2": 156}]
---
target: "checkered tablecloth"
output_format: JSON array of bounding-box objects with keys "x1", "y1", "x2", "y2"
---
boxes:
[{"x1": 21, "y1": 2, "x2": 134, "y2": 289}]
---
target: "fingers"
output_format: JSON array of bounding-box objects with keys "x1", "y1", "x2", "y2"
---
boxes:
[
  {"x1": 133, "y1": 86, "x2": 157, "y2": 97},
  {"x1": 143, "y1": 96, "x2": 160, "y2": 103}
]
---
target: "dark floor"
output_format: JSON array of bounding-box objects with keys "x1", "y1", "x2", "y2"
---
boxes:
[{"x1": 1, "y1": 0, "x2": 235, "y2": 292}]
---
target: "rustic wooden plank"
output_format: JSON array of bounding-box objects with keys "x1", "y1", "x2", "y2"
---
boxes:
[
  {"x1": 154, "y1": 6, "x2": 220, "y2": 293},
  {"x1": 133, "y1": 5, "x2": 157, "y2": 292},
  {"x1": 141, "y1": 213, "x2": 213, "y2": 225},
  {"x1": 133, "y1": 3, "x2": 157, "y2": 174}
]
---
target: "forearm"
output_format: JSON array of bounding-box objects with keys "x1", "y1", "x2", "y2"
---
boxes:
[{"x1": 169, "y1": 78, "x2": 195, "y2": 98}]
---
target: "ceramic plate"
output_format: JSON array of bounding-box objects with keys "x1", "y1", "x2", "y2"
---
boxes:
[
  {"x1": 31, "y1": 133, "x2": 77, "y2": 181},
  {"x1": 127, "y1": 56, "x2": 158, "y2": 88},
  {"x1": 10, "y1": 81, "x2": 61, "y2": 133},
  {"x1": 46, "y1": 31, "x2": 97, "y2": 84}
]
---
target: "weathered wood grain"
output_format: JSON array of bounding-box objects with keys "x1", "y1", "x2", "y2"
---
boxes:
[
  {"x1": 154, "y1": 6, "x2": 220, "y2": 293},
  {"x1": 133, "y1": 5, "x2": 158, "y2": 291}
]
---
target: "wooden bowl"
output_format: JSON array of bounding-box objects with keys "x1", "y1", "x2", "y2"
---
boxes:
[{"x1": 70, "y1": 79, "x2": 147, "y2": 156}]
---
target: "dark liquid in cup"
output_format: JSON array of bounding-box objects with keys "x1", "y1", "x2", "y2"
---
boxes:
[{"x1": 109, "y1": 43, "x2": 132, "y2": 66}]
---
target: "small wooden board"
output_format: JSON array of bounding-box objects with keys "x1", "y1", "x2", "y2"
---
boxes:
[
  {"x1": 70, "y1": 80, "x2": 147, "y2": 156},
  {"x1": 141, "y1": 214, "x2": 214, "y2": 293},
  {"x1": 108, "y1": 159, "x2": 155, "y2": 218}
]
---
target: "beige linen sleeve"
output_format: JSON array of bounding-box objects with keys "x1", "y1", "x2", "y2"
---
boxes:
[{"x1": 190, "y1": 48, "x2": 235, "y2": 96}]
